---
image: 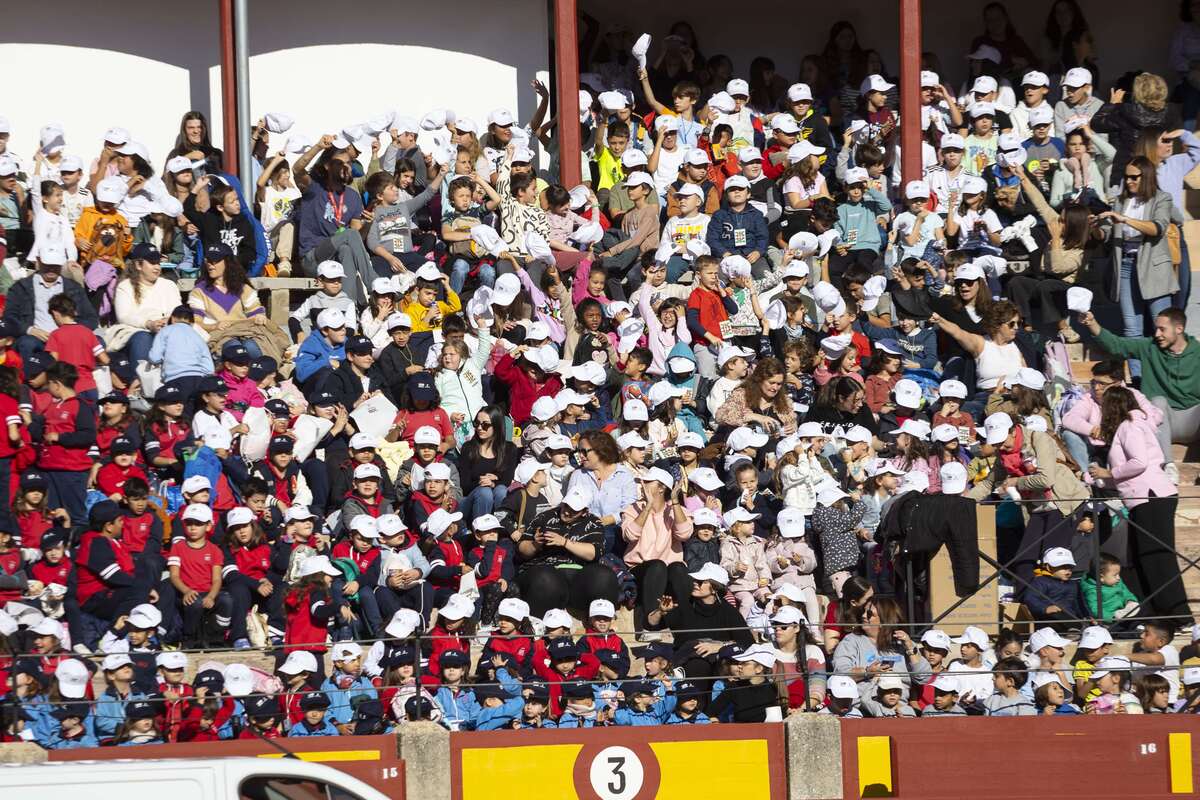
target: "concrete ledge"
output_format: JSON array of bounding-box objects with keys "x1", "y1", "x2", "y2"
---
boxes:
[
  {"x1": 0, "y1": 742, "x2": 48, "y2": 764},
  {"x1": 785, "y1": 714, "x2": 843, "y2": 800},
  {"x1": 397, "y1": 721, "x2": 450, "y2": 800}
]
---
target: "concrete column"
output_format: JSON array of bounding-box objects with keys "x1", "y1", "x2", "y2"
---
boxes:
[
  {"x1": 785, "y1": 714, "x2": 844, "y2": 800},
  {"x1": 396, "y1": 721, "x2": 451, "y2": 800}
]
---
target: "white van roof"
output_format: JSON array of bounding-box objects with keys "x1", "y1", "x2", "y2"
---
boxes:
[{"x1": 0, "y1": 757, "x2": 389, "y2": 800}]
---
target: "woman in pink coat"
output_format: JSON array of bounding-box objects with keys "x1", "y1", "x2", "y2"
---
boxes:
[{"x1": 1086, "y1": 386, "x2": 1188, "y2": 624}]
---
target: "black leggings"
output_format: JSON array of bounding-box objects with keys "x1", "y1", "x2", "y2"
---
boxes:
[
  {"x1": 517, "y1": 564, "x2": 619, "y2": 618},
  {"x1": 630, "y1": 560, "x2": 692, "y2": 627},
  {"x1": 1124, "y1": 494, "x2": 1190, "y2": 623}
]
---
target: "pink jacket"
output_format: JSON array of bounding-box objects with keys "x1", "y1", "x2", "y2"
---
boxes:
[
  {"x1": 1062, "y1": 388, "x2": 1162, "y2": 446},
  {"x1": 1104, "y1": 410, "x2": 1176, "y2": 508},
  {"x1": 218, "y1": 369, "x2": 264, "y2": 421},
  {"x1": 620, "y1": 501, "x2": 693, "y2": 566}
]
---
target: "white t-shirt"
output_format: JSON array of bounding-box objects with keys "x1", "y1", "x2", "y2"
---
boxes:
[
  {"x1": 653, "y1": 147, "x2": 687, "y2": 199},
  {"x1": 707, "y1": 376, "x2": 741, "y2": 418},
  {"x1": 925, "y1": 166, "x2": 965, "y2": 212},
  {"x1": 260, "y1": 184, "x2": 301, "y2": 233},
  {"x1": 192, "y1": 408, "x2": 239, "y2": 443},
  {"x1": 892, "y1": 211, "x2": 945, "y2": 261},
  {"x1": 948, "y1": 659, "x2": 995, "y2": 703},
  {"x1": 661, "y1": 213, "x2": 711, "y2": 257},
  {"x1": 952, "y1": 207, "x2": 1002, "y2": 251},
  {"x1": 1121, "y1": 197, "x2": 1148, "y2": 242}
]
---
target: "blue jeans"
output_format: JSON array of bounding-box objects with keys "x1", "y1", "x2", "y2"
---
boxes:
[
  {"x1": 126, "y1": 331, "x2": 154, "y2": 364},
  {"x1": 458, "y1": 484, "x2": 507, "y2": 523},
  {"x1": 449, "y1": 259, "x2": 495, "y2": 295},
  {"x1": 1119, "y1": 251, "x2": 1172, "y2": 377},
  {"x1": 1060, "y1": 429, "x2": 1095, "y2": 472},
  {"x1": 666, "y1": 255, "x2": 690, "y2": 283}
]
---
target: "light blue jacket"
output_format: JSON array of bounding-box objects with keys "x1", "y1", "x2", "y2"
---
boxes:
[
  {"x1": 320, "y1": 673, "x2": 377, "y2": 724},
  {"x1": 92, "y1": 688, "x2": 151, "y2": 739},
  {"x1": 149, "y1": 322, "x2": 215, "y2": 382},
  {"x1": 289, "y1": 717, "x2": 341, "y2": 737},
  {"x1": 433, "y1": 686, "x2": 480, "y2": 730}
]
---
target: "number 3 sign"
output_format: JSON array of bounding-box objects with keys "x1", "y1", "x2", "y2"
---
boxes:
[{"x1": 573, "y1": 743, "x2": 662, "y2": 800}]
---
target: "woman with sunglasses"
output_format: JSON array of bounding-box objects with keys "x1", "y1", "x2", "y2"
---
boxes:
[
  {"x1": 930, "y1": 299, "x2": 1028, "y2": 418},
  {"x1": 566, "y1": 430, "x2": 639, "y2": 557},
  {"x1": 930, "y1": 260, "x2": 994, "y2": 388},
  {"x1": 1098, "y1": 155, "x2": 1181, "y2": 378},
  {"x1": 455, "y1": 405, "x2": 518, "y2": 525}
]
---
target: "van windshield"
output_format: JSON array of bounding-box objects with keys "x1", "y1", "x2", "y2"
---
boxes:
[{"x1": 239, "y1": 775, "x2": 365, "y2": 800}]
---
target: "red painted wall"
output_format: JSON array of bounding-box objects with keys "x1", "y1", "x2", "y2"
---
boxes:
[{"x1": 840, "y1": 716, "x2": 1200, "y2": 799}]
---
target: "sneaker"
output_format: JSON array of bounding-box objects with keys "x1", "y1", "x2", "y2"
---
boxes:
[
  {"x1": 1165, "y1": 462, "x2": 1180, "y2": 485},
  {"x1": 233, "y1": 638, "x2": 252, "y2": 651},
  {"x1": 276, "y1": 260, "x2": 292, "y2": 277}
]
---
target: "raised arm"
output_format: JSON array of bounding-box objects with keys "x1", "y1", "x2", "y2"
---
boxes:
[
  {"x1": 637, "y1": 67, "x2": 672, "y2": 116},
  {"x1": 293, "y1": 135, "x2": 333, "y2": 192},
  {"x1": 929, "y1": 312, "x2": 986, "y2": 358}
]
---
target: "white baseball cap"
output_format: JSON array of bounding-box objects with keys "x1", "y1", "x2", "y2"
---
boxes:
[
  {"x1": 892, "y1": 379, "x2": 924, "y2": 411},
  {"x1": 622, "y1": 398, "x2": 649, "y2": 422},
  {"x1": 771, "y1": 605, "x2": 807, "y2": 627},
  {"x1": 299, "y1": 555, "x2": 341, "y2": 578},
  {"x1": 353, "y1": 463, "x2": 382, "y2": 480},
  {"x1": 1010, "y1": 367, "x2": 1046, "y2": 392},
  {"x1": 348, "y1": 515, "x2": 380, "y2": 539},
  {"x1": 384, "y1": 608, "x2": 422, "y2": 639},
  {"x1": 1077, "y1": 625, "x2": 1114, "y2": 650},
  {"x1": 727, "y1": 426, "x2": 769, "y2": 451},
  {"x1": 588, "y1": 599, "x2": 616, "y2": 619},
  {"x1": 127, "y1": 604, "x2": 162, "y2": 630},
  {"x1": 542, "y1": 608, "x2": 572, "y2": 630},
  {"x1": 182, "y1": 503, "x2": 214, "y2": 523},
  {"x1": 772, "y1": 115, "x2": 801, "y2": 135},
  {"x1": 688, "y1": 467, "x2": 723, "y2": 492},
  {"x1": 513, "y1": 459, "x2": 547, "y2": 486},
  {"x1": 932, "y1": 674, "x2": 961, "y2": 694},
  {"x1": 940, "y1": 133, "x2": 965, "y2": 150},
  {"x1": 1043, "y1": 547, "x2": 1076, "y2": 568},
  {"x1": 685, "y1": 148, "x2": 712, "y2": 167},
  {"x1": 642, "y1": 467, "x2": 675, "y2": 491},
  {"x1": 786, "y1": 83, "x2": 813, "y2": 103},
  {"x1": 498, "y1": 598, "x2": 531, "y2": 622},
  {"x1": 226, "y1": 506, "x2": 254, "y2": 527},
  {"x1": 724, "y1": 174, "x2": 751, "y2": 190},
  {"x1": 156, "y1": 651, "x2": 187, "y2": 670},
  {"x1": 939, "y1": 462, "x2": 968, "y2": 495},
  {"x1": 285, "y1": 504, "x2": 316, "y2": 522},
  {"x1": 1029, "y1": 627, "x2": 1072, "y2": 652},
  {"x1": 278, "y1": 650, "x2": 319, "y2": 675},
  {"x1": 1063, "y1": 67, "x2": 1093, "y2": 88},
  {"x1": 726, "y1": 78, "x2": 750, "y2": 97},
  {"x1": 953, "y1": 626, "x2": 990, "y2": 650},
  {"x1": 1028, "y1": 105, "x2": 1054, "y2": 127},
  {"x1": 724, "y1": 507, "x2": 761, "y2": 526},
  {"x1": 688, "y1": 562, "x2": 729, "y2": 584},
  {"x1": 54, "y1": 659, "x2": 91, "y2": 699},
  {"x1": 905, "y1": 180, "x2": 930, "y2": 200},
  {"x1": 562, "y1": 487, "x2": 592, "y2": 512},
  {"x1": 969, "y1": 101, "x2": 996, "y2": 118},
  {"x1": 984, "y1": 412, "x2": 1014, "y2": 445},
  {"x1": 438, "y1": 592, "x2": 476, "y2": 621},
  {"x1": 423, "y1": 508, "x2": 463, "y2": 538},
  {"x1": 1088, "y1": 656, "x2": 1132, "y2": 680},
  {"x1": 487, "y1": 108, "x2": 515, "y2": 127},
  {"x1": 617, "y1": 431, "x2": 650, "y2": 450},
  {"x1": 967, "y1": 44, "x2": 1002, "y2": 63},
  {"x1": 860, "y1": 74, "x2": 895, "y2": 95},
  {"x1": 717, "y1": 343, "x2": 754, "y2": 368},
  {"x1": 424, "y1": 462, "x2": 451, "y2": 481},
  {"x1": 316, "y1": 307, "x2": 347, "y2": 329},
  {"x1": 103, "y1": 653, "x2": 133, "y2": 671},
  {"x1": 939, "y1": 379, "x2": 968, "y2": 400},
  {"x1": 828, "y1": 674, "x2": 858, "y2": 700},
  {"x1": 920, "y1": 70, "x2": 940, "y2": 88},
  {"x1": 331, "y1": 641, "x2": 364, "y2": 662},
  {"x1": 920, "y1": 629, "x2": 953, "y2": 651},
  {"x1": 776, "y1": 507, "x2": 806, "y2": 539},
  {"x1": 412, "y1": 426, "x2": 441, "y2": 446}
]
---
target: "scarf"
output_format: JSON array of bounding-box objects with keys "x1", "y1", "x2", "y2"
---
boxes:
[
  {"x1": 565, "y1": 700, "x2": 598, "y2": 720},
  {"x1": 998, "y1": 426, "x2": 1050, "y2": 500}
]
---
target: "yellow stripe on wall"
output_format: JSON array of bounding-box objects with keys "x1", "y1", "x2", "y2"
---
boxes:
[
  {"x1": 857, "y1": 735, "x2": 893, "y2": 797},
  {"x1": 650, "y1": 740, "x2": 771, "y2": 799},
  {"x1": 258, "y1": 750, "x2": 381, "y2": 762},
  {"x1": 1169, "y1": 733, "x2": 1193, "y2": 794},
  {"x1": 460, "y1": 744, "x2": 583, "y2": 800}
]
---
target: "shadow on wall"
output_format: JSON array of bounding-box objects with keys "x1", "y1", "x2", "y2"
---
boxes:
[{"x1": 4, "y1": 0, "x2": 549, "y2": 151}]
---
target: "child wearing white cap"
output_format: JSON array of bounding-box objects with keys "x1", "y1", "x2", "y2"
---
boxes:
[
  {"x1": 636, "y1": 67, "x2": 703, "y2": 148},
  {"x1": 892, "y1": 179, "x2": 945, "y2": 264},
  {"x1": 720, "y1": 506, "x2": 771, "y2": 621}
]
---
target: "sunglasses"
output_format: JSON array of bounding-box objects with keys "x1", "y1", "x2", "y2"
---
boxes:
[
  {"x1": 953, "y1": 279, "x2": 975, "y2": 287},
  {"x1": 475, "y1": 420, "x2": 492, "y2": 429},
  {"x1": 1005, "y1": 319, "x2": 1020, "y2": 328},
  {"x1": 576, "y1": 447, "x2": 593, "y2": 456},
  {"x1": 1124, "y1": 172, "x2": 1142, "y2": 180}
]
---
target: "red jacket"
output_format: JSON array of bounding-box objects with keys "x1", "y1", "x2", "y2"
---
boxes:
[
  {"x1": 427, "y1": 623, "x2": 469, "y2": 678},
  {"x1": 577, "y1": 631, "x2": 629, "y2": 661},
  {"x1": 687, "y1": 286, "x2": 734, "y2": 341},
  {"x1": 532, "y1": 651, "x2": 601, "y2": 716},
  {"x1": 492, "y1": 352, "x2": 563, "y2": 426},
  {"x1": 331, "y1": 540, "x2": 381, "y2": 576},
  {"x1": 16, "y1": 510, "x2": 53, "y2": 550},
  {"x1": 175, "y1": 695, "x2": 233, "y2": 743},
  {"x1": 35, "y1": 396, "x2": 96, "y2": 471},
  {"x1": 0, "y1": 549, "x2": 22, "y2": 602},
  {"x1": 285, "y1": 587, "x2": 334, "y2": 654},
  {"x1": 74, "y1": 530, "x2": 136, "y2": 605},
  {"x1": 30, "y1": 555, "x2": 72, "y2": 588},
  {"x1": 96, "y1": 462, "x2": 149, "y2": 498}
]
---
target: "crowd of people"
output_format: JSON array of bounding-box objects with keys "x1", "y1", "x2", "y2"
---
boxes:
[{"x1": 3, "y1": 1, "x2": 1200, "y2": 746}]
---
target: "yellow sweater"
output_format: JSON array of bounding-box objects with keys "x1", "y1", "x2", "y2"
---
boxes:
[{"x1": 403, "y1": 289, "x2": 462, "y2": 333}]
